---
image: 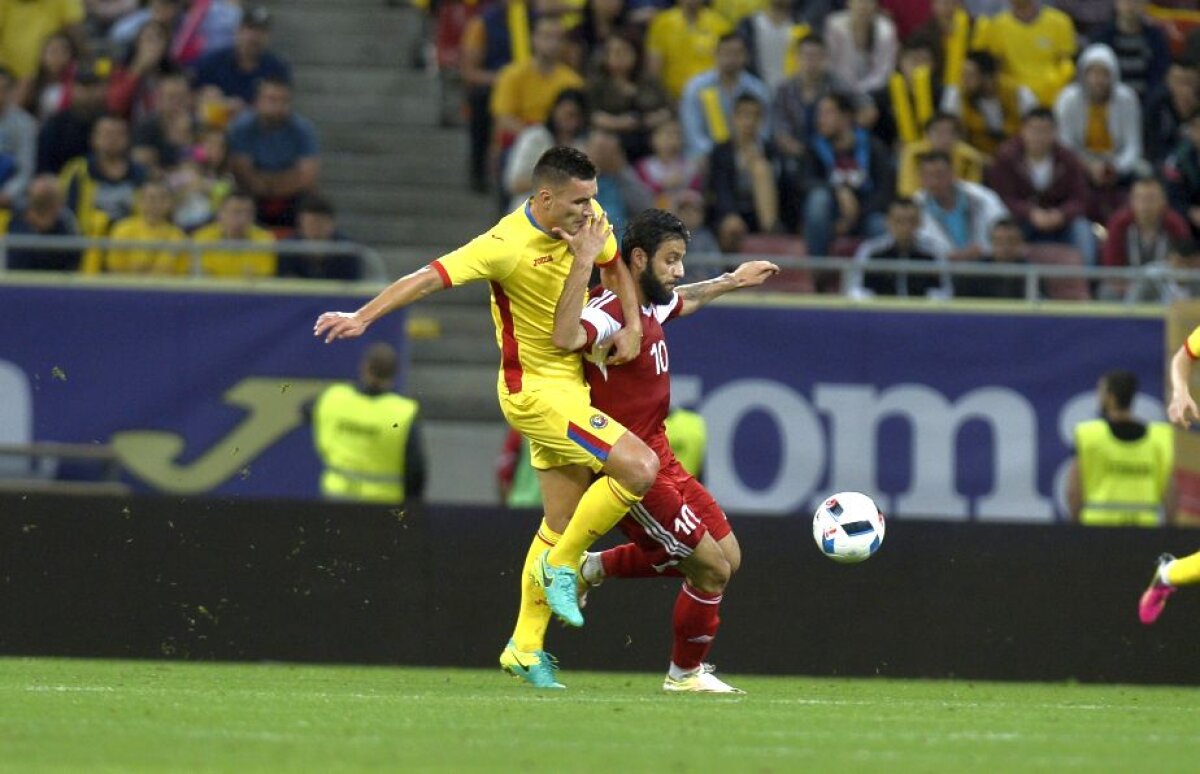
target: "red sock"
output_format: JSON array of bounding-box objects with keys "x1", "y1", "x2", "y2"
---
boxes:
[
  {"x1": 671, "y1": 583, "x2": 722, "y2": 672},
  {"x1": 600, "y1": 543, "x2": 683, "y2": 578}
]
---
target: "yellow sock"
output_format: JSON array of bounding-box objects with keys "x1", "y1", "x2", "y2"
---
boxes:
[
  {"x1": 511, "y1": 519, "x2": 560, "y2": 652},
  {"x1": 1165, "y1": 550, "x2": 1200, "y2": 587},
  {"x1": 546, "y1": 476, "x2": 640, "y2": 569}
]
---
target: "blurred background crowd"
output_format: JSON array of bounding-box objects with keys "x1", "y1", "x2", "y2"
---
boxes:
[
  {"x1": 415, "y1": 0, "x2": 1200, "y2": 300},
  {"x1": 0, "y1": 0, "x2": 363, "y2": 279}
]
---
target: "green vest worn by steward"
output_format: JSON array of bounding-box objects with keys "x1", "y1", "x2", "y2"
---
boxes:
[
  {"x1": 665, "y1": 408, "x2": 707, "y2": 478},
  {"x1": 506, "y1": 436, "x2": 543, "y2": 508},
  {"x1": 313, "y1": 383, "x2": 419, "y2": 504},
  {"x1": 1075, "y1": 419, "x2": 1173, "y2": 527}
]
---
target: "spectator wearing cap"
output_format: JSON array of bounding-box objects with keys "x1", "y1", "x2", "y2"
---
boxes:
[
  {"x1": 1054, "y1": 43, "x2": 1143, "y2": 222},
  {"x1": 0, "y1": 66, "x2": 37, "y2": 210},
  {"x1": 59, "y1": 114, "x2": 148, "y2": 272},
  {"x1": 4, "y1": 174, "x2": 81, "y2": 271},
  {"x1": 227, "y1": 75, "x2": 318, "y2": 229},
  {"x1": 191, "y1": 190, "x2": 277, "y2": 278},
  {"x1": 36, "y1": 59, "x2": 108, "y2": 173},
  {"x1": 192, "y1": 6, "x2": 290, "y2": 107},
  {"x1": 0, "y1": 0, "x2": 89, "y2": 93},
  {"x1": 278, "y1": 194, "x2": 362, "y2": 281}
]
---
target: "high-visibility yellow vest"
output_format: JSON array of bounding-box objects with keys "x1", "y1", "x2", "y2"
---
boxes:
[
  {"x1": 1075, "y1": 419, "x2": 1173, "y2": 527},
  {"x1": 313, "y1": 383, "x2": 419, "y2": 504},
  {"x1": 665, "y1": 408, "x2": 707, "y2": 478}
]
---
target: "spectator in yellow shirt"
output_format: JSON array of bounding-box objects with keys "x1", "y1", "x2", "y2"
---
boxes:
[
  {"x1": 105, "y1": 179, "x2": 187, "y2": 274},
  {"x1": 0, "y1": 0, "x2": 87, "y2": 82},
  {"x1": 971, "y1": 0, "x2": 1076, "y2": 106},
  {"x1": 645, "y1": 0, "x2": 732, "y2": 102},
  {"x1": 489, "y1": 16, "x2": 583, "y2": 149},
  {"x1": 191, "y1": 190, "x2": 277, "y2": 278}
]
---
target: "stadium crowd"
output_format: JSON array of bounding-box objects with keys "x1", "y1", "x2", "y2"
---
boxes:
[
  {"x1": 430, "y1": 0, "x2": 1200, "y2": 301},
  {"x1": 0, "y1": 0, "x2": 364, "y2": 280}
]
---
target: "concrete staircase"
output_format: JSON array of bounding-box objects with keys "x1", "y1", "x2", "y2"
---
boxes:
[{"x1": 267, "y1": 0, "x2": 508, "y2": 504}]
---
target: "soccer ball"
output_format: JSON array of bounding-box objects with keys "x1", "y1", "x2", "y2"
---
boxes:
[{"x1": 812, "y1": 492, "x2": 885, "y2": 563}]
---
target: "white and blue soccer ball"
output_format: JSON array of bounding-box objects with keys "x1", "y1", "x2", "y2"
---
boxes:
[{"x1": 812, "y1": 492, "x2": 885, "y2": 563}]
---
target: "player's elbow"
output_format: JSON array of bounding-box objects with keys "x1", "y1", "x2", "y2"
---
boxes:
[{"x1": 551, "y1": 328, "x2": 581, "y2": 352}]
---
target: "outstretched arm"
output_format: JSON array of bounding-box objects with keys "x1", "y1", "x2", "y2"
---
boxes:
[
  {"x1": 1168, "y1": 345, "x2": 1200, "y2": 428},
  {"x1": 314, "y1": 265, "x2": 445, "y2": 343},
  {"x1": 676, "y1": 260, "x2": 779, "y2": 317}
]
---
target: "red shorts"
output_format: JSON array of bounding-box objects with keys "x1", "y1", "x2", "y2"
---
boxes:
[{"x1": 617, "y1": 456, "x2": 731, "y2": 570}]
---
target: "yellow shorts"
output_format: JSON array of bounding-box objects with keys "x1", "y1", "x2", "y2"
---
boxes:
[{"x1": 500, "y1": 382, "x2": 628, "y2": 472}]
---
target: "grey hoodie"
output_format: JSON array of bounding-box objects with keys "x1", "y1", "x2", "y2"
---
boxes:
[{"x1": 1052, "y1": 43, "x2": 1143, "y2": 176}]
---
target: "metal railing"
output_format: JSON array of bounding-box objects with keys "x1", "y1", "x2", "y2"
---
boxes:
[
  {"x1": 5, "y1": 235, "x2": 1200, "y2": 304},
  {"x1": 682, "y1": 252, "x2": 1200, "y2": 304},
  {"x1": 0, "y1": 235, "x2": 389, "y2": 283}
]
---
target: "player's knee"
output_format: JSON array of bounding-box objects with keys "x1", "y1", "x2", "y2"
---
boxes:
[
  {"x1": 694, "y1": 556, "x2": 731, "y2": 593},
  {"x1": 624, "y1": 450, "x2": 658, "y2": 496}
]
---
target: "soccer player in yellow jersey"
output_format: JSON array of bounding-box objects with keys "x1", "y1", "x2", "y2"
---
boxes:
[
  {"x1": 1138, "y1": 325, "x2": 1200, "y2": 624},
  {"x1": 314, "y1": 147, "x2": 660, "y2": 687}
]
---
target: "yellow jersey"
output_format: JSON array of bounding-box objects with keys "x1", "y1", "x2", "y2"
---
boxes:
[
  {"x1": 105, "y1": 217, "x2": 189, "y2": 275},
  {"x1": 430, "y1": 200, "x2": 618, "y2": 397},
  {"x1": 1186, "y1": 325, "x2": 1200, "y2": 360},
  {"x1": 646, "y1": 8, "x2": 732, "y2": 101},
  {"x1": 191, "y1": 223, "x2": 278, "y2": 279},
  {"x1": 972, "y1": 7, "x2": 1075, "y2": 106},
  {"x1": 489, "y1": 61, "x2": 584, "y2": 126},
  {"x1": 0, "y1": 0, "x2": 84, "y2": 77}
]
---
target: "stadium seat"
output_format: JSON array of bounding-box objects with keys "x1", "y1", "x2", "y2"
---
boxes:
[
  {"x1": 1027, "y1": 244, "x2": 1091, "y2": 301},
  {"x1": 737, "y1": 234, "x2": 813, "y2": 294}
]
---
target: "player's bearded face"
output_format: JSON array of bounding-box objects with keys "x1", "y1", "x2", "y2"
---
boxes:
[{"x1": 639, "y1": 252, "x2": 678, "y2": 306}]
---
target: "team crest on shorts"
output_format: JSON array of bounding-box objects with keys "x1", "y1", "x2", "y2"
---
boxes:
[{"x1": 589, "y1": 414, "x2": 609, "y2": 430}]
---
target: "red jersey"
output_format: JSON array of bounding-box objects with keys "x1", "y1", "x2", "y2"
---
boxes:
[{"x1": 579, "y1": 286, "x2": 682, "y2": 460}]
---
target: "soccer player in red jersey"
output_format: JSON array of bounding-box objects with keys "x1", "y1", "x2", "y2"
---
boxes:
[{"x1": 553, "y1": 208, "x2": 778, "y2": 692}]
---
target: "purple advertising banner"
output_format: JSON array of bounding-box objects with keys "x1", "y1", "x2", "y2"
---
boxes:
[
  {"x1": 0, "y1": 282, "x2": 406, "y2": 498},
  {"x1": 664, "y1": 303, "x2": 1166, "y2": 522}
]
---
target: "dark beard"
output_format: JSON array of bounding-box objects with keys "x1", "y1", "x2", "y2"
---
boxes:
[{"x1": 639, "y1": 266, "x2": 674, "y2": 306}]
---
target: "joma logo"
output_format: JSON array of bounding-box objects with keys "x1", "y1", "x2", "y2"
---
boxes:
[{"x1": 533, "y1": 255, "x2": 554, "y2": 266}]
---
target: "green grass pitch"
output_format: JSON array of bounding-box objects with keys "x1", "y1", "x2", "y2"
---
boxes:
[{"x1": 1, "y1": 658, "x2": 1197, "y2": 772}]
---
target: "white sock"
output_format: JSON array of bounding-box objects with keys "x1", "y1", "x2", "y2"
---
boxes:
[
  {"x1": 1159, "y1": 561, "x2": 1175, "y2": 587},
  {"x1": 668, "y1": 662, "x2": 699, "y2": 681},
  {"x1": 580, "y1": 552, "x2": 605, "y2": 585}
]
